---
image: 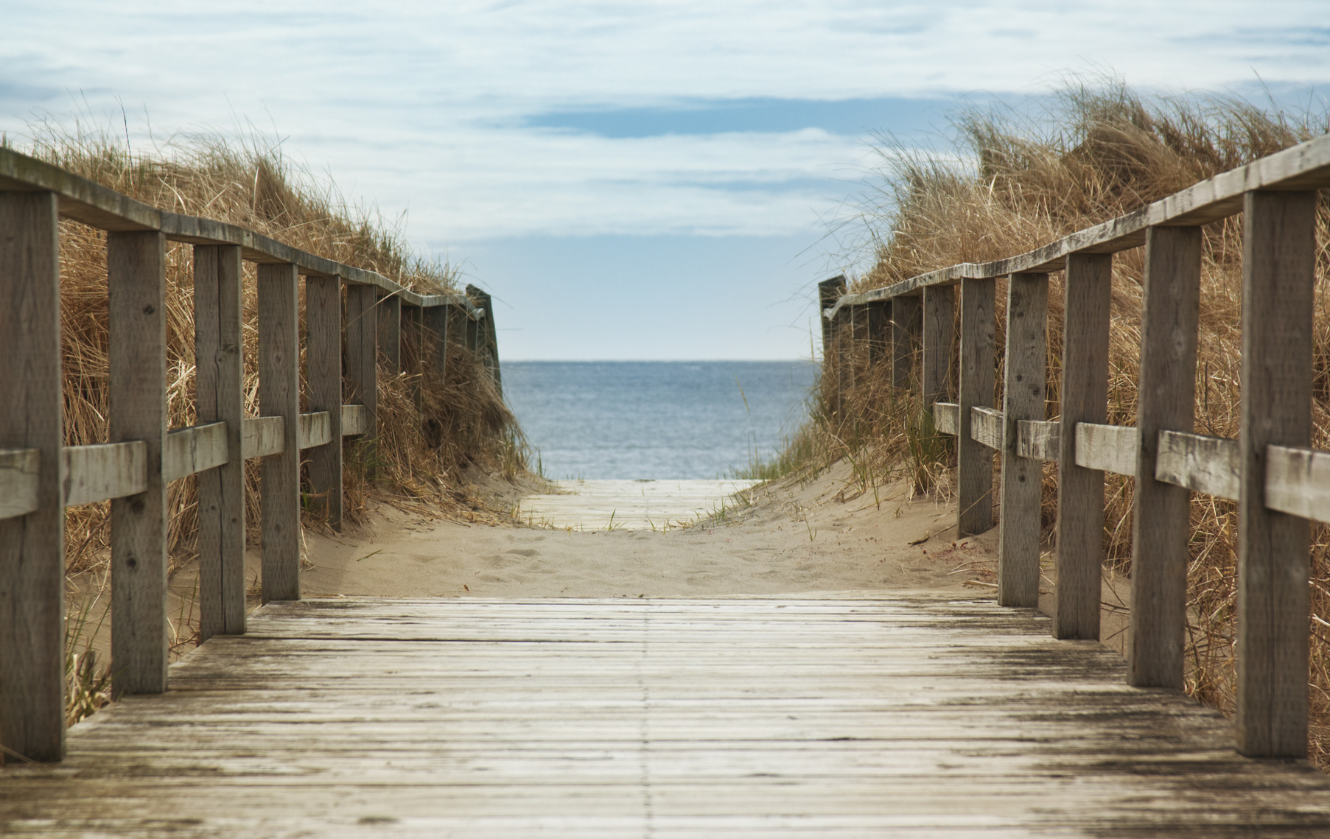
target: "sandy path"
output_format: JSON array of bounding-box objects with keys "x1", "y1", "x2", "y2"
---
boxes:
[{"x1": 299, "y1": 463, "x2": 1000, "y2": 600}]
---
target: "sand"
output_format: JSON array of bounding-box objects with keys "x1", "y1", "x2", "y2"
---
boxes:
[{"x1": 297, "y1": 462, "x2": 1001, "y2": 600}]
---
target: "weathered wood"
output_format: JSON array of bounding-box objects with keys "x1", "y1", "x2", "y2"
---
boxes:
[
  {"x1": 11, "y1": 595, "x2": 1330, "y2": 831},
  {"x1": 1265, "y1": 445, "x2": 1330, "y2": 523},
  {"x1": 1236, "y1": 190, "x2": 1317, "y2": 758},
  {"x1": 401, "y1": 303, "x2": 424, "y2": 413},
  {"x1": 108, "y1": 230, "x2": 169, "y2": 697},
  {"x1": 1054, "y1": 252, "x2": 1111, "y2": 641},
  {"x1": 999, "y1": 272, "x2": 1048, "y2": 608},
  {"x1": 468, "y1": 285, "x2": 501, "y2": 394},
  {"x1": 378, "y1": 292, "x2": 402, "y2": 372},
  {"x1": 0, "y1": 190, "x2": 65, "y2": 761},
  {"x1": 423, "y1": 304, "x2": 449, "y2": 387},
  {"x1": 866, "y1": 300, "x2": 890, "y2": 365},
  {"x1": 921, "y1": 286, "x2": 954, "y2": 413},
  {"x1": 1154, "y1": 431, "x2": 1240, "y2": 500},
  {"x1": 933, "y1": 403, "x2": 959, "y2": 436},
  {"x1": 297, "y1": 412, "x2": 332, "y2": 450},
  {"x1": 1016, "y1": 420, "x2": 1060, "y2": 462},
  {"x1": 163, "y1": 422, "x2": 229, "y2": 483},
  {"x1": 344, "y1": 283, "x2": 378, "y2": 441},
  {"x1": 891, "y1": 295, "x2": 921, "y2": 389},
  {"x1": 258, "y1": 263, "x2": 301, "y2": 604},
  {"x1": 242, "y1": 416, "x2": 285, "y2": 459},
  {"x1": 1074, "y1": 423, "x2": 1138, "y2": 477},
  {"x1": 969, "y1": 407, "x2": 1003, "y2": 450},
  {"x1": 817, "y1": 275, "x2": 846, "y2": 361},
  {"x1": 305, "y1": 274, "x2": 343, "y2": 530},
  {"x1": 61, "y1": 442, "x2": 148, "y2": 506},
  {"x1": 193, "y1": 244, "x2": 245, "y2": 640},
  {"x1": 0, "y1": 447, "x2": 39, "y2": 519},
  {"x1": 1130, "y1": 225, "x2": 1201, "y2": 690},
  {"x1": 342, "y1": 404, "x2": 371, "y2": 437},
  {"x1": 958, "y1": 278, "x2": 995, "y2": 536}
]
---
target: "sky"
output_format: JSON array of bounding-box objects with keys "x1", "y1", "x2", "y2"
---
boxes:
[{"x1": 2, "y1": 1, "x2": 1328, "y2": 360}]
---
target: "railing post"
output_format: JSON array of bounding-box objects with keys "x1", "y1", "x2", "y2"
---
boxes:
[
  {"x1": 998, "y1": 272, "x2": 1048, "y2": 607},
  {"x1": 306, "y1": 273, "x2": 343, "y2": 531},
  {"x1": 108, "y1": 230, "x2": 169, "y2": 696},
  {"x1": 258, "y1": 263, "x2": 301, "y2": 603},
  {"x1": 378, "y1": 292, "x2": 402, "y2": 372},
  {"x1": 194, "y1": 244, "x2": 246, "y2": 640},
  {"x1": 467, "y1": 285, "x2": 501, "y2": 394},
  {"x1": 818, "y1": 276, "x2": 848, "y2": 414},
  {"x1": 922, "y1": 285, "x2": 955, "y2": 411},
  {"x1": 424, "y1": 304, "x2": 449, "y2": 384},
  {"x1": 958, "y1": 277, "x2": 994, "y2": 536},
  {"x1": 1236, "y1": 190, "x2": 1317, "y2": 757},
  {"x1": 345, "y1": 282, "x2": 379, "y2": 451},
  {"x1": 1054, "y1": 253, "x2": 1112, "y2": 640},
  {"x1": 402, "y1": 303, "x2": 423, "y2": 412},
  {"x1": 0, "y1": 190, "x2": 65, "y2": 760},
  {"x1": 1129, "y1": 226, "x2": 1201, "y2": 689},
  {"x1": 867, "y1": 300, "x2": 891, "y2": 366},
  {"x1": 892, "y1": 295, "x2": 921, "y2": 389}
]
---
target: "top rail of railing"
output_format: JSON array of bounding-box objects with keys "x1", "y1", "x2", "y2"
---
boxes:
[
  {"x1": 0, "y1": 147, "x2": 484, "y2": 317},
  {"x1": 822, "y1": 132, "x2": 1330, "y2": 318}
]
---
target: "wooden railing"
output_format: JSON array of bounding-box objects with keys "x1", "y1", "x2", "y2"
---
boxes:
[
  {"x1": 0, "y1": 148, "x2": 501, "y2": 762},
  {"x1": 820, "y1": 132, "x2": 1330, "y2": 759}
]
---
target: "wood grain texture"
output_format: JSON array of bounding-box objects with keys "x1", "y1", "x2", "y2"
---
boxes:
[
  {"x1": 242, "y1": 416, "x2": 285, "y2": 459},
  {"x1": 1016, "y1": 420, "x2": 1060, "y2": 462},
  {"x1": 1074, "y1": 423, "x2": 1138, "y2": 477},
  {"x1": 378, "y1": 292, "x2": 402, "y2": 372},
  {"x1": 969, "y1": 407, "x2": 1003, "y2": 450},
  {"x1": 922, "y1": 286, "x2": 954, "y2": 412},
  {"x1": 933, "y1": 402, "x2": 959, "y2": 436},
  {"x1": 342, "y1": 405, "x2": 370, "y2": 437},
  {"x1": 163, "y1": 422, "x2": 228, "y2": 483},
  {"x1": 1154, "y1": 431, "x2": 1239, "y2": 500},
  {"x1": 958, "y1": 278, "x2": 995, "y2": 537},
  {"x1": 344, "y1": 284, "x2": 377, "y2": 441},
  {"x1": 192, "y1": 245, "x2": 246, "y2": 640},
  {"x1": 1054, "y1": 252, "x2": 1111, "y2": 641},
  {"x1": 1265, "y1": 445, "x2": 1330, "y2": 523},
  {"x1": 468, "y1": 285, "x2": 501, "y2": 394},
  {"x1": 9, "y1": 595, "x2": 1330, "y2": 833},
  {"x1": 423, "y1": 305, "x2": 449, "y2": 389},
  {"x1": 305, "y1": 274, "x2": 342, "y2": 530},
  {"x1": 0, "y1": 447, "x2": 39, "y2": 519},
  {"x1": 817, "y1": 275, "x2": 846, "y2": 360},
  {"x1": 1236, "y1": 190, "x2": 1317, "y2": 758},
  {"x1": 866, "y1": 300, "x2": 890, "y2": 366},
  {"x1": 1130, "y1": 226, "x2": 1201, "y2": 690},
  {"x1": 108, "y1": 230, "x2": 169, "y2": 698},
  {"x1": 999, "y1": 273, "x2": 1047, "y2": 608},
  {"x1": 62, "y1": 442, "x2": 147, "y2": 506},
  {"x1": 0, "y1": 190, "x2": 65, "y2": 761},
  {"x1": 258, "y1": 263, "x2": 301, "y2": 604},
  {"x1": 891, "y1": 295, "x2": 921, "y2": 389},
  {"x1": 297, "y1": 412, "x2": 332, "y2": 450}
]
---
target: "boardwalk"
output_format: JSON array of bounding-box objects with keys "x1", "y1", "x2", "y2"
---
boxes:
[{"x1": 6, "y1": 595, "x2": 1330, "y2": 837}]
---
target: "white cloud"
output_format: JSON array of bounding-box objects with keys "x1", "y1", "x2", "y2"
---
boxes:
[{"x1": 2, "y1": 0, "x2": 1327, "y2": 243}]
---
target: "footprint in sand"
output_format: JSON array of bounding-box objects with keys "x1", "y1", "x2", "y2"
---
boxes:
[{"x1": 505, "y1": 548, "x2": 539, "y2": 557}]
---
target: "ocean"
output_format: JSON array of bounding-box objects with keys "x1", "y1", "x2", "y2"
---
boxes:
[{"x1": 501, "y1": 361, "x2": 818, "y2": 480}]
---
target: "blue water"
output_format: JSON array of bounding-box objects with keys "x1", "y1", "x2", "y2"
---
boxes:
[{"x1": 502, "y1": 361, "x2": 818, "y2": 480}]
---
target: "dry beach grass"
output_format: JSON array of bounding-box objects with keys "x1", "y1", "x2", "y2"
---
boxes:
[
  {"x1": 5, "y1": 123, "x2": 528, "y2": 724},
  {"x1": 799, "y1": 81, "x2": 1330, "y2": 765}
]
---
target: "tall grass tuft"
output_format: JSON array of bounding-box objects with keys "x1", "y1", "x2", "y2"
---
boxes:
[
  {"x1": 10, "y1": 121, "x2": 527, "y2": 626},
  {"x1": 800, "y1": 79, "x2": 1330, "y2": 764}
]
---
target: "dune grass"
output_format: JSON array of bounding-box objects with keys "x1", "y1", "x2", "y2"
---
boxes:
[
  {"x1": 790, "y1": 79, "x2": 1330, "y2": 764},
  {"x1": 5, "y1": 122, "x2": 529, "y2": 722}
]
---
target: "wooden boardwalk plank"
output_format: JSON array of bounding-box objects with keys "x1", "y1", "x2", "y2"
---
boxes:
[{"x1": 5, "y1": 595, "x2": 1330, "y2": 837}]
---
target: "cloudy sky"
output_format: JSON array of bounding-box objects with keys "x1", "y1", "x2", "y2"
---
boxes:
[{"x1": 3, "y1": 1, "x2": 1328, "y2": 359}]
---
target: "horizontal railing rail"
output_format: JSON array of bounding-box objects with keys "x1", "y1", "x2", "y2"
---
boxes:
[
  {"x1": 0, "y1": 147, "x2": 502, "y2": 762},
  {"x1": 819, "y1": 130, "x2": 1330, "y2": 759}
]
